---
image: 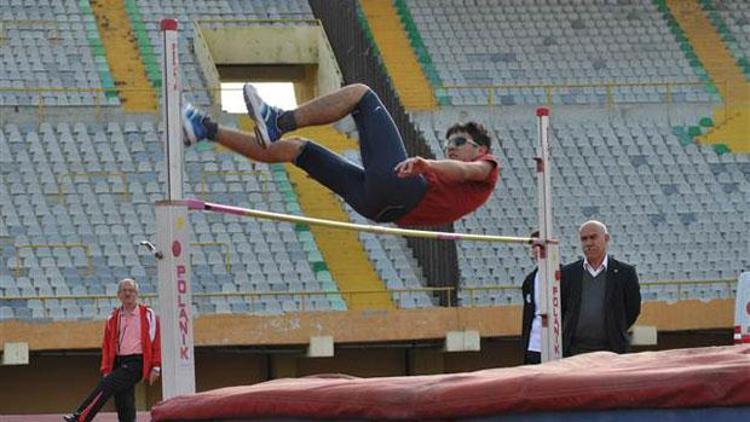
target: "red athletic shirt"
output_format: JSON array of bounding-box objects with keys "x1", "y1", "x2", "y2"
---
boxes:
[{"x1": 395, "y1": 154, "x2": 499, "y2": 227}]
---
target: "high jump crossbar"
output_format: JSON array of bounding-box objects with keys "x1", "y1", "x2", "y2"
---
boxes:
[{"x1": 181, "y1": 198, "x2": 546, "y2": 245}]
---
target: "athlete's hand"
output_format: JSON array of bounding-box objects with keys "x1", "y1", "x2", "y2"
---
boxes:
[{"x1": 394, "y1": 157, "x2": 430, "y2": 178}]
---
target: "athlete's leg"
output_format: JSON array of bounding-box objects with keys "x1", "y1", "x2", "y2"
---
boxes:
[
  {"x1": 182, "y1": 104, "x2": 303, "y2": 163},
  {"x1": 243, "y1": 83, "x2": 370, "y2": 146},
  {"x1": 214, "y1": 127, "x2": 305, "y2": 164},
  {"x1": 350, "y1": 88, "x2": 427, "y2": 221},
  {"x1": 182, "y1": 85, "x2": 426, "y2": 222},
  {"x1": 181, "y1": 105, "x2": 371, "y2": 216},
  {"x1": 293, "y1": 89, "x2": 427, "y2": 222},
  {"x1": 284, "y1": 83, "x2": 371, "y2": 129}
]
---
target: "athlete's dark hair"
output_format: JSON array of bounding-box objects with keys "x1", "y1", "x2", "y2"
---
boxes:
[{"x1": 445, "y1": 121, "x2": 492, "y2": 150}]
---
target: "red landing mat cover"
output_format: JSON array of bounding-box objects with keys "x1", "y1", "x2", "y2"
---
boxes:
[{"x1": 152, "y1": 345, "x2": 750, "y2": 420}]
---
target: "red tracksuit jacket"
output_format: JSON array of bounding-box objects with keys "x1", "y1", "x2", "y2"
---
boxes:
[{"x1": 100, "y1": 304, "x2": 161, "y2": 380}]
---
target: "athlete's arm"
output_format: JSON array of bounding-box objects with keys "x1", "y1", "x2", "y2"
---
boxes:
[{"x1": 394, "y1": 157, "x2": 493, "y2": 183}]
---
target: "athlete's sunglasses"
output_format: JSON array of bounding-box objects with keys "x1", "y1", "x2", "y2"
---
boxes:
[{"x1": 444, "y1": 136, "x2": 479, "y2": 149}]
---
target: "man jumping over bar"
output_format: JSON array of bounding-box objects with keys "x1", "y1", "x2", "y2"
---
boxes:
[{"x1": 181, "y1": 83, "x2": 499, "y2": 227}]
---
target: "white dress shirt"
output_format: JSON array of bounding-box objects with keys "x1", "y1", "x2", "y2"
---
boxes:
[
  {"x1": 527, "y1": 271, "x2": 542, "y2": 353},
  {"x1": 583, "y1": 255, "x2": 609, "y2": 278}
]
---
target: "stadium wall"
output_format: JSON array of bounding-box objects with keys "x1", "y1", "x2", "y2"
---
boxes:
[
  {"x1": 196, "y1": 23, "x2": 343, "y2": 99},
  {"x1": 0, "y1": 300, "x2": 733, "y2": 352}
]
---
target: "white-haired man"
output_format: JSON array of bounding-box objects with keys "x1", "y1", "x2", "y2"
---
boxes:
[
  {"x1": 561, "y1": 221, "x2": 641, "y2": 357},
  {"x1": 65, "y1": 278, "x2": 161, "y2": 422}
]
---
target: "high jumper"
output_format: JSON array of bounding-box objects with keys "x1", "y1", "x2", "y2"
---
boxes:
[{"x1": 182, "y1": 83, "x2": 499, "y2": 227}]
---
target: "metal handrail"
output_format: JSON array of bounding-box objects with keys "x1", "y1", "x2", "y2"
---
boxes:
[
  {"x1": 190, "y1": 242, "x2": 231, "y2": 274},
  {"x1": 54, "y1": 171, "x2": 129, "y2": 203},
  {"x1": 14, "y1": 244, "x2": 92, "y2": 277},
  {"x1": 2, "y1": 278, "x2": 736, "y2": 304}
]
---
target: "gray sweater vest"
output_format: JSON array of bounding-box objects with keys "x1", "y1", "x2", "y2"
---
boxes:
[{"x1": 573, "y1": 269, "x2": 608, "y2": 353}]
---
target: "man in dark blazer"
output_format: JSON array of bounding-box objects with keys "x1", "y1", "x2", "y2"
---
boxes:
[
  {"x1": 521, "y1": 231, "x2": 541, "y2": 364},
  {"x1": 561, "y1": 220, "x2": 641, "y2": 357}
]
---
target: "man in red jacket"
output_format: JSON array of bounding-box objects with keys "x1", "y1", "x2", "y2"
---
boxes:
[{"x1": 65, "y1": 278, "x2": 161, "y2": 422}]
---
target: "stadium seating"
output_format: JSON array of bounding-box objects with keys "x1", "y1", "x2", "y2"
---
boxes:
[
  {"x1": 0, "y1": 117, "x2": 346, "y2": 320},
  {"x1": 1, "y1": 112, "x2": 745, "y2": 318},
  {"x1": 403, "y1": 0, "x2": 721, "y2": 105},
  {"x1": 0, "y1": 0, "x2": 116, "y2": 106},
  {"x1": 0, "y1": 0, "x2": 746, "y2": 322},
  {"x1": 410, "y1": 103, "x2": 748, "y2": 305},
  {"x1": 705, "y1": 0, "x2": 750, "y2": 80},
  {"x1": 132, "y1": 0, "x2": 314, "y2": 105}
]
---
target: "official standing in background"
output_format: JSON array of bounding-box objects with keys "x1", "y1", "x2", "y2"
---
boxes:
[{"x1": 65, "y1": 278, "x2": 161, "y2": 422}]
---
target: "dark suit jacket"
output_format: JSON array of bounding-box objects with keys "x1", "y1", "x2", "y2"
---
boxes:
[
  {"x1": 561, "y1": 256, "x2": 641, "y2": 357},
  {"x1": 520, "y1": 268, "x2": 538, "y2": 355}
]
